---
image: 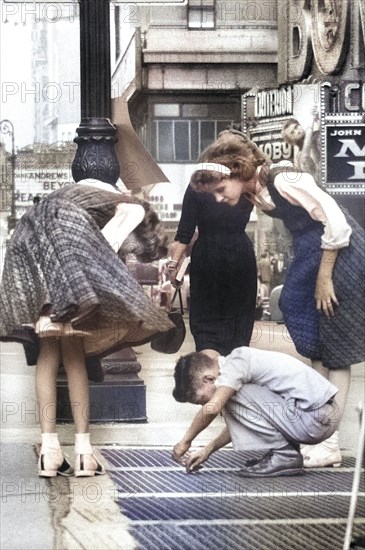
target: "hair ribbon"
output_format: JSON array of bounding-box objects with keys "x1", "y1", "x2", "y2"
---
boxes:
[{"x1": 193, "y1": 163, "x2": 231, "y2": 176}]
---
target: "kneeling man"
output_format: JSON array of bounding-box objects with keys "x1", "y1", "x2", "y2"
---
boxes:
[{"x1": 172, "y1": 347, "x2": 340, "y2": 477}]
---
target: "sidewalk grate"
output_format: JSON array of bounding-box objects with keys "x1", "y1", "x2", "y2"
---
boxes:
[
  {"x1": 118, "y1": 495, "x2": 365, "y2": 522},
  {"x1": 128, "y1": 524, "x2": 365, "y2": 550},
  {"x1": 102, "y1": 449, "x2": 365, "y2": 550},
  {"x1": 102, "y1": 448, "x2": 356, "y2": 469},
  {"x1": 108, "y1": 469, "x2": 363, "y2": 495}
]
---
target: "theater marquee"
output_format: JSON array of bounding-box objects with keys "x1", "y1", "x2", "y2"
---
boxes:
[{"x1": 325, "y1": 125, "x2": 365, "y2": 194}]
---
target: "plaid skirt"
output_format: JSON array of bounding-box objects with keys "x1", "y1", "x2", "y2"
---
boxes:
[{"x1": 0, "y1": 194, "x2": 173, "y2": 358}]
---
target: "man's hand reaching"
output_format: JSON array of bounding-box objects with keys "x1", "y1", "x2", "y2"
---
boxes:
[
  {"x1": 172, "y1": 440, "x2": 191, "y2": 464},
  {"x1": 185, "y1": 445, "x2": 212, "y2": 472},
  {"x1": 172, "y1": 441, "x2": 208, "y2": 472}
]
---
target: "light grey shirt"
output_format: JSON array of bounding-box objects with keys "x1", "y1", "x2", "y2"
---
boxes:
[{"x1": 216, "y1": 347, "x2": 338, "y2": 411}]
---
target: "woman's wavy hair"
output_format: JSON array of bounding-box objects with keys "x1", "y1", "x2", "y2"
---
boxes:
[
  {"x1": 118, "y1": 199, "x2": 168, "y2": 263},
  {"x1": 133, "y1": 201, "x2": 168, "y2": 262},
  {"x1": 190, "y1": 130, "x2": 271, "y2": 190}
]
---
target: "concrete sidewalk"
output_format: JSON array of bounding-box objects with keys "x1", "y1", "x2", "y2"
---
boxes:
[{"x1": 1, "y1": 321, "x2": 364, "y2": 549}]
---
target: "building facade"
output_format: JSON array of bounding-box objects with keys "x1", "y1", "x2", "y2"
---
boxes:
[
  {"x1": 0, "y1": 144, "x2": 11, "y2": 213},
  {"x1": 112, "y1": 0, "x2": 364, "y2": 252},
  {"x1": 13, "y1": 143, "x2": 76, "y2": 221},
  {"x1": 244, "y1": 0, "x2": 364, "y2": 229},
  {"x1": 111, "y1": 0, "x2": 278, "y2": 237},
  {"x1": 32, "y1": 5, "x2": 80, "y2": 145}
]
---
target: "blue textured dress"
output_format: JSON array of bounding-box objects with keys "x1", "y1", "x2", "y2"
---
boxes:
[{"x1": 265, "y1": 170, "x2": 365, "y2": 369}]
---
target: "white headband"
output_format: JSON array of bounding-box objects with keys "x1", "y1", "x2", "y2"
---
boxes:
[{"x1": 193, "y1": 163, "x2": 231, "y2": 176}]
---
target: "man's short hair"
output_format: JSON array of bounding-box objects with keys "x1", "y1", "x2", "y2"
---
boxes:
[{"x1": 173, "y1": 352, "x2": 212, "y2": 403}]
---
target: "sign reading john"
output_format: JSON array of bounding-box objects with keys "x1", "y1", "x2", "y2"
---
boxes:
[{"x1": 326, "y1": 125, "x2": 365, "y2": 192}]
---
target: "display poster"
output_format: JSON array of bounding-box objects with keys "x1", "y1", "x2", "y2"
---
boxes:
[{"x1": 326, "y1": 124, "x2": 365, "y2": 192}]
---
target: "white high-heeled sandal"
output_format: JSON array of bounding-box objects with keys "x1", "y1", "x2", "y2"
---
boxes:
[
  {"x1": 38, "y1": 449, "x2": 74, "y2": 477},
  {"x1": 74, "y1": 453, "x2": 105, "y2": 477},
  {"x1": 301, "y1": 432, "x2": 342, "y2": 468}
]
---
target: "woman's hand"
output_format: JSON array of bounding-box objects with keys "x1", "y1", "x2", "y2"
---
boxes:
[
  {"x1": 172, "y1": 440, "x2": 191, "y2": 464},
  {"x1": 316, "y1": 249, "x2": 339, "y2": 318},
  {"x1": 168, "y1": 268, "x2": 179, "y2": 288},
  {"x1": 315, "y1": 274, "x2": 339, "y2": 318},
  {"x1": 166, "y1": 260, "x2": 180, "y2": 288}
]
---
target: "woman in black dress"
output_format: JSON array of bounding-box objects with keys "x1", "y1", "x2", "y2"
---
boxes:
[{"x1": 168, "y1": 183, "x2": 257, "y2": 356}]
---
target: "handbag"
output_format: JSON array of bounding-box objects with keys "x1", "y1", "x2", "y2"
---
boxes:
[{"x1": 151, "y1": 287, "x2": 186, "y2": 354}]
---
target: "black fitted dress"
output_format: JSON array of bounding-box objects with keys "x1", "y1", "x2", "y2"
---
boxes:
[{"x1": 175, "y1": 186, "x2": 257, "y2": 355}]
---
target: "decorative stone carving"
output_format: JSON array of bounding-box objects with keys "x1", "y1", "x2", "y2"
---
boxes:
[
  {"x1": 311, "y1": 0, "x2": 350, "y2": 74},
  {"x1": 288, "y1": 0, "x2": 313, "y2": 82}
]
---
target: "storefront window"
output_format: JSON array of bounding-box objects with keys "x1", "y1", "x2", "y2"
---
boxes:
[
  {"x1": 200, "y1": 121, "x2": 215, "y2": 152},
  {"x1": 154, "y1": 119, "x2": 232, "y2": 162},
  {"x1": 188, "y1": 0, "x2": 215, "y2": 29},
  {"x1": 175, "y1": 121, "x2": 190, "y2": 161},
  {"x1": 157, "y1": 121, "x2": 174, "y2": 162}
]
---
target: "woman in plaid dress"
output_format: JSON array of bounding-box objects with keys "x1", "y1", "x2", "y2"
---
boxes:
[{"x1": 0, "y1": 179, "x2": 173, "y2": 477}]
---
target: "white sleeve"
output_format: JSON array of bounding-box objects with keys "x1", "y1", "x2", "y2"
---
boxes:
[
  {"x1": 215, "y1": 348, "x2": 252, "y2": 391},
  {"x1": 274, "y1": 172, "x2": 352, "y2": 249},
  {"x1": 101, "y1": 203, "x2": 145, "y2": 252}
]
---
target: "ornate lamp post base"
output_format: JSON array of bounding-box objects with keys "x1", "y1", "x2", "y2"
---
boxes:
[{"x1": 72, "y1": 118, "x2": 120, "y2": 184}]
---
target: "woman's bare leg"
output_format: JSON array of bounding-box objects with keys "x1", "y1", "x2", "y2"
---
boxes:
[
  {"x1": 59, "y1": 337, "x2": 105, "y2": 476},
  {"x1": 312, "y1": 359, "x2": 351, "y2": 423},
  {"x1": 36, "y1": 337, "x2": 61, "y2": 433},
  {"x1": 327, "y1": 368, "x2": 351, "y2": 422},
  {"x1": 36, "y1": 337, "x2": 74, "y2": 476},
  {"x1": 302, "y1": 360, "x2": 352, "y2": 467},
  {"x1": 60, "y1": 336, "x2": 89, "y2": 433}
]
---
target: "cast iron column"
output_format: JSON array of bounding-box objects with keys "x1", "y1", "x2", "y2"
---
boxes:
[
  {"x1": 72, "y1": 0, "x2": 120, "y2": 184},
  {"x1": 57, "y1": 0, "x2": 146, "y2": 423}
]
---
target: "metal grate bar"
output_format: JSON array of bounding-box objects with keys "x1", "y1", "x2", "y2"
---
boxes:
[
  {"x1": 109, "y1": 469, "x2": 363, "y2": 496},
  {"x1": 129, "y1": 524, "x2": 365, "y2": 550},
  {"x1": 118, "y1": 495, "x2": 365, "y2": 522},
  {"x1": 101, "y1": 449, "x2": 357, "y2": 469}
]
